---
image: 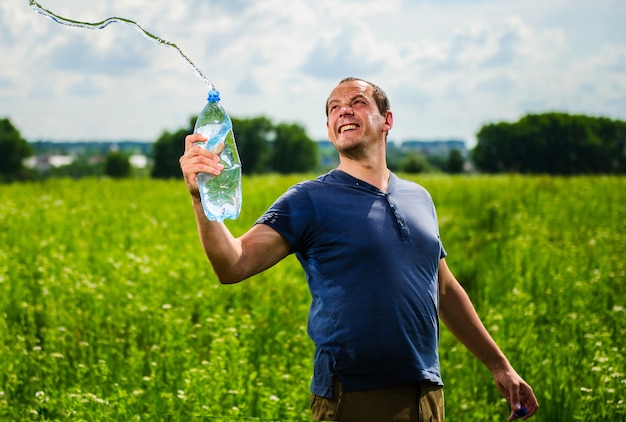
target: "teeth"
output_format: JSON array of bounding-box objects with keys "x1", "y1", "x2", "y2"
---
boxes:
[{"x1": 340, "y1": 124, "x2": 357, "y2": 133}]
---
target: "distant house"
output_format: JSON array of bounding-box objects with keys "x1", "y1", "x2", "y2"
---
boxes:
[
  {"x1": 400, "y1": 140, "x2": 467, "y2": 156},
  {"x1": 24, "y1": 153, "x2": 75, "y2": 172},
  {"x1": 26, "y1": 140, "x2": 153, "y2": 172},
  {"x1": 129, "y1": 154, "x2": 148, "y2": 168}
]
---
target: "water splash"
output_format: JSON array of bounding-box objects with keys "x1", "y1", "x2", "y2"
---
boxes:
[{"x1": 28, "y1": 0, "x2": 214, "y2": 90}]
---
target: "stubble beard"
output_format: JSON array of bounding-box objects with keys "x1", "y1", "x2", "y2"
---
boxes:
[{"x1": 335, "y1": 137, "x2": 369, "y2": 161}]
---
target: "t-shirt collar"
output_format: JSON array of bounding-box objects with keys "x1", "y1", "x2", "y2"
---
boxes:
[{"x1": 327, "y1": 169, "x2": 396, "y2": 194}]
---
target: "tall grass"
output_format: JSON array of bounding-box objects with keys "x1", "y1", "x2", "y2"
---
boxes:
[
  {"x1": 0, "y1": 175, "x2": 624, "y2": 421},
  {"x1": 414, "y1": 175, "x2": 626, "y2": 421}
]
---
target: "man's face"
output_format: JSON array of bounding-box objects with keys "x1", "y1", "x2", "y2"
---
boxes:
[{"x1": 326, "y1": 80, "x2": 392, "y2": 155}]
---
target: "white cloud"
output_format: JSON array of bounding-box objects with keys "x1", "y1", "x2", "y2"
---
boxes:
[{"x1": 1, "y1": 0, "x2": 624, "y2": 146}]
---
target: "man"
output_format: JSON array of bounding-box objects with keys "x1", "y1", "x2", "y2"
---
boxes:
[{"x1": 179, "y1": 77, "x2": 538, "y2": 421}]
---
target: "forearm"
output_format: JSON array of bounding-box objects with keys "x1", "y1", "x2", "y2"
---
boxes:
[
  {"x1": 438, "y1": 260, "x2": 539, "y2": 419},
  {"x1": 192, "y1": 198, "x2": 246, "y2": 284},
  {"x1": 191, "y1": 197, "x2": 291, "y2": 284},
  {"x1": 439, "y1": 281, "x2": 511, "y2": 372}
]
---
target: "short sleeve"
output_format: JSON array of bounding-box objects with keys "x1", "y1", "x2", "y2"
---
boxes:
[{"x1": 255, "y1": 183, "x2": 316, "y2": 252}]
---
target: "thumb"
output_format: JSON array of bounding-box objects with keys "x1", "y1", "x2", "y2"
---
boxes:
[
  {"x1": 509, "y1": 404, "x2": 528, "y2": 421},
  {"x1": 507, "y1": 386, "x2": 523, "y2": 421}
]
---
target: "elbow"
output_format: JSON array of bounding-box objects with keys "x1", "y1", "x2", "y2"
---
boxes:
[
  {"x1": 207, "y1": 256, "x2": 246, "y2": 285},
  {"x1": 208, "y1": 250, "x2": 260, "y2": 285},
  {"x1": 216, "y1": 275, "x2": 243, "y2": 285},
  {"x1": 213, "y1": 266, "x2": 247, "y2": 285}
]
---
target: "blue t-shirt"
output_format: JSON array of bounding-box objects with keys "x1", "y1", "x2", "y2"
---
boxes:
[{"x1": 256, "y1": 170, "x2": 446, "y2": 398}]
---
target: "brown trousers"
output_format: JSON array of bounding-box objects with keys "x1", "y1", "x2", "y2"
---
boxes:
[{"x1": 311, "y1": 378, "x2": 444, "y2": 422}]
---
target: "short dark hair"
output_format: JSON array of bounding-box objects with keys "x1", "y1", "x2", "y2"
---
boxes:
[{"x1": 325, "y1": 77, "x2": 390, "y2": 117}]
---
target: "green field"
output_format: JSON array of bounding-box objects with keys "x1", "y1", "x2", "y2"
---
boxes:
[{"x1": 1, "y1": 175, "x2": 624, "y2": 421}]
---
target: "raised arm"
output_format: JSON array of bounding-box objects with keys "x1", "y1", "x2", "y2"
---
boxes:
[
  {"x1": 438, "y1": 258, "x2": 538, "y2": 421},
  {"x1": 180, "y1": 133, "x2": 291, "y2": 284}
]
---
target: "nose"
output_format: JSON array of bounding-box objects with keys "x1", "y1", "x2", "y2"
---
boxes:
[{"x1": 339, "y1": 105, "x2": 354, "y2": 117}]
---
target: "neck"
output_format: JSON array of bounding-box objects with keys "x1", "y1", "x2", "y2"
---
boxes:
[{"x1": 337, "y1": 158, "x2": 390, "y2": 192}]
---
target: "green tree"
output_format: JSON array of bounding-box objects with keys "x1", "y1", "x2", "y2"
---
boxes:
[
  {"x1": 447, "y1": 149, "x2": 465, "y2": 174},
  {"x1": 400, "y1": 152, "x2": 430, "y2": 173},
  {"x1": 472, "y1": 121, "x2": 514, "y2": 173},
  {"x1": 104, "y1": 151, "x2": 131, "y2": 178},
  {"x1": 272, "y1": 123, "x2": 318, "y2": 174},
  {"x1": 46, "y1": 156, "x2": 104, "y2": 179},
  {"x1": 232, "y1": 116, "x2": 273, "y2": 174},
  {"x1": 473, "y1": 113, "x2": 626, "y2": 174},
  {"x1": 0, "y1": 118, "x2": 33, "y2": 182},
  {"x1": 152, "y1": 116, "x2": 321, "y2": 177},
  {"x1": 151, "y1": 118, "x2": 193, "y2": 179},
  {"x1": 385, "y1": 142, "x2": 403, "y2": 172}
]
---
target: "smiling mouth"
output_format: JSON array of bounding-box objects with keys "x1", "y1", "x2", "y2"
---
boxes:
[{"x1": 339, "y1": 124, "x2": 358, "y2": 133}]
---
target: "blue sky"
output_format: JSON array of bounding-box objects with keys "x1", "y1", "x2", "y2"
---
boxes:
[{"x1": 1, "y1": 0, "x2": 625, "y2": 147}]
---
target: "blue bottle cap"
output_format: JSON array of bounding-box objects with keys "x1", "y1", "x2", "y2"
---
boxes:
[{"x1": 208, "y1": 89, "x2": 220, "y2": 102}]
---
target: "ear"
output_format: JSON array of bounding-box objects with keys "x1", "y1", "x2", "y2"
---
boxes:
[
  {"x1": 326, "y1": 120, "x2": 336, "y2": 145},
  {"x1": 384, "y1": 111, "x2": 393, "y2": 132}
]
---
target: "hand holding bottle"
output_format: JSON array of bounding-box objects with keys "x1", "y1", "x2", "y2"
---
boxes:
[
  {"x1": 180, "y1": 133, "x2": 224, "y2": 200},
  {"x1": 180, "y1": 89, "x2": 242, "y2": 222}
]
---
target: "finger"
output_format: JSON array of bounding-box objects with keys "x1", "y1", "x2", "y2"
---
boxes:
[
  {"x1": 520, "y1": 387, "x2": 539, "y2": 419},
  {"x1": 186, "y1": 152, "x2": 224, "y2": 174},
  {"x1": 509, "y1": 383, "x2": 521, "y2": 411},
  {"x1": 180, "y1": 151, "x2": 222, "y2": 185},
  {"x1": 214, "y1": 142, "x2": 225, "y2": 155},
  {"x1": 511, "y1": 404, "x2": 527, "y2": 420},
  {"x1": 508, "y1": 410, "x2": 517, "y2": 422},
  {"x1": 182, "y1": 144, "x2": 221, "y2": 163},
  {"x1": 184, "y1": 133, "x2": 207, "y2": 153},
  {"x1": 503, "y1": 382, "x2": 522, "y2": 421}
]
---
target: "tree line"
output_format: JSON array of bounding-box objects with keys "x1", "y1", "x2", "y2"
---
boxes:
[
  {"x1": 472, "y1": 112, "x2": 626, "y2": 174},
  {"x1": 151, "y1": 116, "x2": 319, "y2": 179},
  {"x1": 2, "y1": 111, "x2": 625, "y2": 182}
]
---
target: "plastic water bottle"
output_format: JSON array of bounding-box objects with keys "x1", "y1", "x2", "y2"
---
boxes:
[{"x1": 193, "y1": 89, "x2": 242, "y2": 222}]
